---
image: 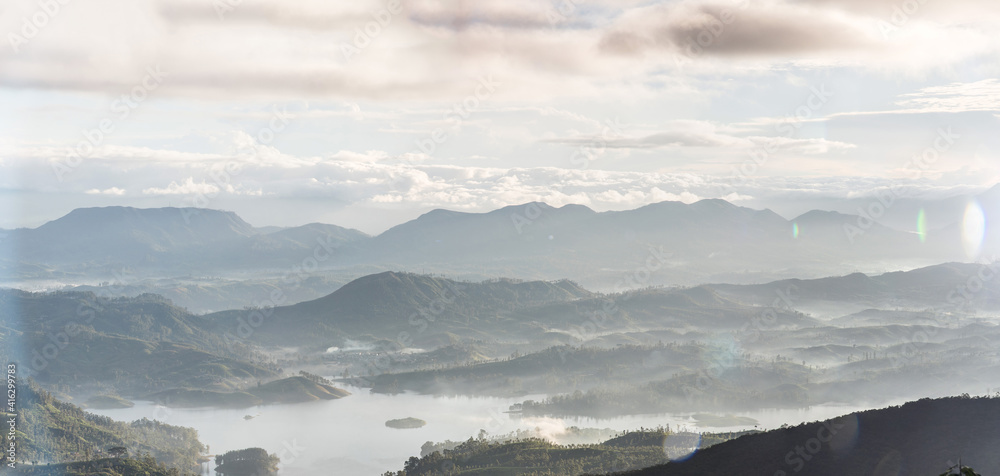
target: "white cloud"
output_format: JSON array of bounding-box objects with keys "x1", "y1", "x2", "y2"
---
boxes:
[
  {"x1": 142, "y1": 177, "x2": 220, "y2": 196},
  {"x1": 84, "y1": 187, "x2": 127, "y2": 196},
  {"x1": 1, "y1": 0, "x2": 995, "y2": 101},
  {"x1": 894, "y1": 79, "x2": 1000, "y2": 114}
]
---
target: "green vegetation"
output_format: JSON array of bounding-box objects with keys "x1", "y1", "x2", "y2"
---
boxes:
[
  {"x1": 215, "y1": 447, "x2": 279, "y2": 476},
  {"x1": 10, "y1": 381, "x2": 205, "y2": 471},
  {"x1": 11, "y1": 455, "x2": 198, "y2": 476},
  {"x1": 249, "y1": 375, "x2": 350, "y2": 404},
  {"x1": 385, "y1": 417, "x2": 427, "y2": 429},
  {"x1": 83, "y1": 395, "x2": 135, "y2": 409},
  {"x1": 0, "y1": 290, "x2": 280, "y2": 399},
  {"x1": 370, "y1": 343, "x2": 817, "y2": 416},
  {"x1": 149, "y1": 376, "x2": 350, "y2": 408},
  {"x1": 383, "y1": 428, "x2": 750, "y2": 476}
]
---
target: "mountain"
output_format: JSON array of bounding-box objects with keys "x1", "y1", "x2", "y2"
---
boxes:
[
  {"x1": 1, "y1": 206, "x2": 369, "y2": 277},
  {"x1": 708, "y1": 261, "x2": 1000, "y2": 311},
  {"x1": 365, "y1": 202, "x2": 598, "y2": 262},
  {"x1": 1, "y1": 196, "x2": 988, "y2": 289},
  {"x1": 203, "y1": 271, "x2": 595, "y2": 346},
  {"x1": 624, "y1": 395, "x2": 1000, "y2": 476},
  {"x1": 0, "y1": 290, "x2": 250, "y2": 356},
  {"x1": 10, "y1": 206, "x2": 256, "y2": 265},
  {"x1": 0, "y1": 290, "x2": 279, "y2": 398},
  {"x1": 256, "y1": 222, "x2": 369, "y2": 249}
]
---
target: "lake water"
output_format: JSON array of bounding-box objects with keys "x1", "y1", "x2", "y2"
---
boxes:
[{"x1": 92, "y1": 386, "x2": 897, "y2": 476}]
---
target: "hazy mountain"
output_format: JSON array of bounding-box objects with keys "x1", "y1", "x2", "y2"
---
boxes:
[
  {"x1": 0, "y1": 290, "x2": 279, "y2": 398},
  {"x1": 65, "y1": 274, "x2": 353, "y2": 313},
  {"x1": 359, "y1": 198, "x2": 939, "y2": 283},
  {"x1": 3, "y1": 197, "x2": 987, "y2": 290},
  {"x1": 708, "y1": 261, "x2": 1000, "y2": 312},
  {"x1": 1, "y1": 206, "x2": 369, "y2": 278},
  {"x1": 203, "y1": 271, "x2": 595, "y2": 346},
  {"x1": 9, "y1": 206, "x2": 256, "y2": 265}
]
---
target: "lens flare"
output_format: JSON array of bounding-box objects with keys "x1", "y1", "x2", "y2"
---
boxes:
[
  {"x1": 792, "y1": 222, "x2": 799, "y2": 239},
  {"x1": 962, "y1": 201, "x2": 986, "y2": 259},
  {"x1": 663, "y1": 432, "x2": 701, "y2": 462},
  {"x1": 916, "y1": 208, "x2": 927, "y2": 243}
]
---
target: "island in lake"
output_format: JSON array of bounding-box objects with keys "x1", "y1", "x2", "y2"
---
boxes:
[{"x1": 385, "y1": 417, "x2": 427, "y2": 429}]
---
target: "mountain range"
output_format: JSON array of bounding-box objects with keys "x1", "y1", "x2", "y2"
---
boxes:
[{"x1": 3, "y1": 185, "x2": 997, "y2": 302}]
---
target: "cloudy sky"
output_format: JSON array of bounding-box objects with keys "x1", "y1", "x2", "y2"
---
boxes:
[{"x1": 2, "y1": 0, "x2": 999, "y2": 233}]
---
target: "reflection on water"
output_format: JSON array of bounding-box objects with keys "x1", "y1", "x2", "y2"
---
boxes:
[{"x1": 92, "y1": 386, "x2": 902, "y2": 476}]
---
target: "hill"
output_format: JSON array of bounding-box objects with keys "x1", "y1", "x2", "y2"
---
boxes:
[
  {"x1": 382, "y1": 428, "x2": 750, "y2": 476},
  {"x1": 148, "y1": 375, "x2": 351, "y2": 408},
  {"x1": 708, "y1": 261, "x2": 1000, "y2": 311},
  {"x1": 622, "y1": 395, "x2": 1000, "y2": 476},
  {"x1": 5, "y1": 380, "x2": 204, "y2": 471},
  {"x1": 0, "y1": 290, "x2": 279, "y2": 398},
  {"x1": 2, "y1": 206, "x2": 369, "y2": 277},
  {"x1": 203, "y1": 271, "x2": 594, "y2": 346}
]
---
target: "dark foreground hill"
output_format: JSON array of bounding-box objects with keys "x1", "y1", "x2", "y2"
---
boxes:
[{"x1": 623, "y1": 395, "x2": 1000, "y2": 476}]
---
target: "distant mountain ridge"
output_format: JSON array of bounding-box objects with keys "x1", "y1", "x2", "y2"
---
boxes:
[{"x1": 2, "y1": 190, "x2": 995, "y2": 288}]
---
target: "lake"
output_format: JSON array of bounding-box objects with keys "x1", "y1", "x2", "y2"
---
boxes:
[{"x1": 92, "y1": 386, "x2": 897, "y2": 476}]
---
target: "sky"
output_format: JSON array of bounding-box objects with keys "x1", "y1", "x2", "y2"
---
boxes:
[{"x1": 1, "y1": 0, "x2": 1000, "y2": 234}]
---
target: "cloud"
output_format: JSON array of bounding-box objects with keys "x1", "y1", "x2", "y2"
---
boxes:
[
  {"x1": 598, "y1": 1, "x2": 875, "y2": 57},
  {"x1": 84, "y1": 187, "x2": 127, "y2": 196},
  {"x1": 142, "y1": 177, "x2": 220, "y2": 196},
  {"x1": 545, "y1": 120, "x2": 855, "y2": 153},
  {"x1": 2, "y1": 0, "x2": 994, "y2": 102},
  {"x1": 894, "y1": 79, "x2": 1000, "y2": 114}
]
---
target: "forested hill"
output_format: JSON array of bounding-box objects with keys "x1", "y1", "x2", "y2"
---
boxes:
[
  {"x1": 5, "y1": 380, "x2": 205, "y2": 471},
  {"x1": 623, "y1": 395, "x2": 1000, "y2": 476}
]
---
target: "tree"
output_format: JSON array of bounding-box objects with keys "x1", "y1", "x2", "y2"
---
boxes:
[
  {"x1": 940, "y1": 465, "x2": 982, "y2": 476},
  {"x1": 108, "y1": 446, "x2": 128, "y2": 458}
]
